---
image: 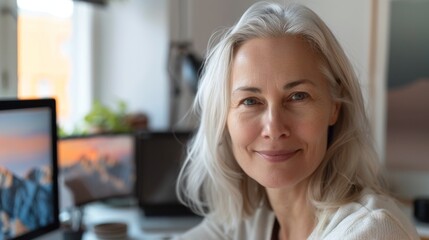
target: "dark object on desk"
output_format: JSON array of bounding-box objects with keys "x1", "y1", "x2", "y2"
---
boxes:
[
  {"x1": 93, "y1": 222, "x2": 128, "y2": 240},
  {"x1": 62, "y1": 228, "x2": 84, "y2": 240},
  {"x1": 414, "y1": 198, "x2": 429, "y2": 223},
  {"x1": 136, "y1": 131, "x2": 196, "y2": 217}
]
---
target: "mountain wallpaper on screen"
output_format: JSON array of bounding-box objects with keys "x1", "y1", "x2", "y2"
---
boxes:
[
  {"x1": 0, "y1": 166, "x2": 53, "y2": 240},
  {"x1": 62, "y1": 153, "x2": 134, "y2": 205}
]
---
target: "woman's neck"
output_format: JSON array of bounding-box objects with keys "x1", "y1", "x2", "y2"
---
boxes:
[{"x1": 266, "y1": 183, "x2": 316, "y2": 240}]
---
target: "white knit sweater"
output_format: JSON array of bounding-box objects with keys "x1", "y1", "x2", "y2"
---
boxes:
[{"x1": 176, "y1": 190, "x2": 420, "y2": 240}]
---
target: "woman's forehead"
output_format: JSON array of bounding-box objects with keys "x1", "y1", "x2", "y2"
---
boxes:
[{"x1": 229, "y1": 36, "x2": 327, "y2": 87}]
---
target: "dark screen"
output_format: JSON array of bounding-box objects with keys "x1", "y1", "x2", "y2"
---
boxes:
[{"x1": 136, "y1": 131, "x2": 194, "y2": 216}]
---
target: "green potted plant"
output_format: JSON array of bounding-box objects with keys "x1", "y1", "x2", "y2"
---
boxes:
[{"x1": 83, "y1": 100, "x2": 132, "y2": 134}]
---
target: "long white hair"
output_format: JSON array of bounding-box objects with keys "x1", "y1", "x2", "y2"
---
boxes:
[{"x1": 177, "y1": 1, "x2": 386, "y2": 231}]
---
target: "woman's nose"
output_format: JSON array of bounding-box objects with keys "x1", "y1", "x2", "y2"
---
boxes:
[{"x1": 261, "y1": 106, "x2": 290, "y2": 140}]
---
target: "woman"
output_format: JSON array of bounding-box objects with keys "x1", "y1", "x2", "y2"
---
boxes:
[{"x1": 175, "y1": 2, "x2": 419, "y2": 239}]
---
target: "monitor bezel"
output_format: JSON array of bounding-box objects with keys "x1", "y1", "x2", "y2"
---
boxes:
[
  {"x1": 0, "y1": 98, "x2": 60, "y2": 240},
  {"x1": 58, "y1": 132, "x2": 137, "y2": 207}
]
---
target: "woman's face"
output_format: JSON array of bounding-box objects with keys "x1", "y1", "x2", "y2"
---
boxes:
[{"x1": 227, "y1": 36, "x2": 340, "y2": 190}]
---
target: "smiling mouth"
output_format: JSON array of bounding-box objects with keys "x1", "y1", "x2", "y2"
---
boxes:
[{"x1": 255, "y1": 150, "x2": 300, "y2": 162}]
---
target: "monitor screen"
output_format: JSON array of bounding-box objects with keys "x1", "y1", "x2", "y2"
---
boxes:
[
  {"x1": 58, "y1": 133, "x2": 136, "y2": 206},
  {"x1": 136, "y1": 131, "x2": 194, "y2": 216},
  {"x1": 0, "y1": 98, "x2": 59, "y2": 240}
]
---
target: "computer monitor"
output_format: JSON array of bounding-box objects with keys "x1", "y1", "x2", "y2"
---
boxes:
[
  {"x1": 136, "y1": 131, "x2": 194, "y2": 216},
  {"x1": 0, "y1": 98, "x2": 60, "y2": 240},
  {"x1": 58, "y1": 133, "x2": 136, "y2": 207}
]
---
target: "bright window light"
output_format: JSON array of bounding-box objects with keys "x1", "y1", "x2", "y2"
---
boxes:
[{"x1": 17, "y1": 0, "x2": 74, "y2": 18}]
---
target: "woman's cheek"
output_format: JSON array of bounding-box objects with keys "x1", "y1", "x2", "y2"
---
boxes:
[{"x1": 228, "y1": 111, "x2": 262, "y2": 145}]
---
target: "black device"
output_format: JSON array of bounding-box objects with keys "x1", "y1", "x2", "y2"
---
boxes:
[
  {"x1": 414, "y1": 198, "x2": 429, "y2": 223},
  {"x1": 136, "y1": 131, "x2": 195, "y2": 216},
  {"x1": 0, "y1": 98, "x2": 60, "y2": 240},
  {"x1": 58, "y1": 133, "x2": 137, "y2": 207}
]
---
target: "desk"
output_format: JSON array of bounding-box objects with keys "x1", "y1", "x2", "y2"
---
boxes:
[{"x1": 78, "y1": 202, "x2": 202, "y2": 240}]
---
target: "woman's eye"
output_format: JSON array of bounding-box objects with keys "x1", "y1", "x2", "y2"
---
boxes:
[
  {"x1": 242, "y1": 98, "x2": 258, "y2": 106},
  {"x1": 290, "y1": 92, "x2": 309, "y2": 101}
]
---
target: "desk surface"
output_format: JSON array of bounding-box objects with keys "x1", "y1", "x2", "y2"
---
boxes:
[{"x1": 79, "y1": 202, "x2": 202, "y2": 240}]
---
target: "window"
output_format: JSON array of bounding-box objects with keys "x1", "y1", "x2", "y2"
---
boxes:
[{"x1": 17, "y1": 0, "x2": 94, "y2": 132}]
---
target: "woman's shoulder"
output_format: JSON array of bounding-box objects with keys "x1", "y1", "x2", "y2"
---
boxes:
[
  {"x1": 175, "y1": 207, "x2": 275, "y2": 240},
  {"x1": 318, "y1": 189, "x2": 420, "y2": 240}
]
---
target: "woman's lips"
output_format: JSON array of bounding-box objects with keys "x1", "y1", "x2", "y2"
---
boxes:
[{"x1": 255, "y1": 150, "x2": 300, "y2": 162}]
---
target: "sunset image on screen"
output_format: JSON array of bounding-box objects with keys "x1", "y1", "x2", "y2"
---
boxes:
[
  {"x1": 58, "y1": 134, "x2": 135, "y2": 205},
  {"x1": 0, "y1": 107, "x2": 54, "y2": 239}
]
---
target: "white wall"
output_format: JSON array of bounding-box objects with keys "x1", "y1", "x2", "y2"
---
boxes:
[{"x1": 93, "y1": 0, "x2": 170, "y2": 130}]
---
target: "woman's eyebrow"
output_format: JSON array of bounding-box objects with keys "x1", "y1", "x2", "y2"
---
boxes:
[
  {"x1": 232, "y1": 86, "x2": 261, "y2": 94},
  {"x1": 283, "y1": 79, "x2": 316, "y2": 90},
  {"x1": 232, "y1": 79, "x2": 316, "y2": 94}
]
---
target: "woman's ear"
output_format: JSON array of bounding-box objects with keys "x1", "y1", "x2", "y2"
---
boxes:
[{"x1": 329, "y1": 101, "x2": 341, "y2": 126}]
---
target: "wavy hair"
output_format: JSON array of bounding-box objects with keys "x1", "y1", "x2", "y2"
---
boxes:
[{"x1": 176, "y1": 1, "x2": 386, "y2": 231}]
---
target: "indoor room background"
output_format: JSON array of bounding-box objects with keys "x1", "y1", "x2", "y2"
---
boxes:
[{"x1": 0, "y1": 0, "x2": 428, "y2": 208}]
